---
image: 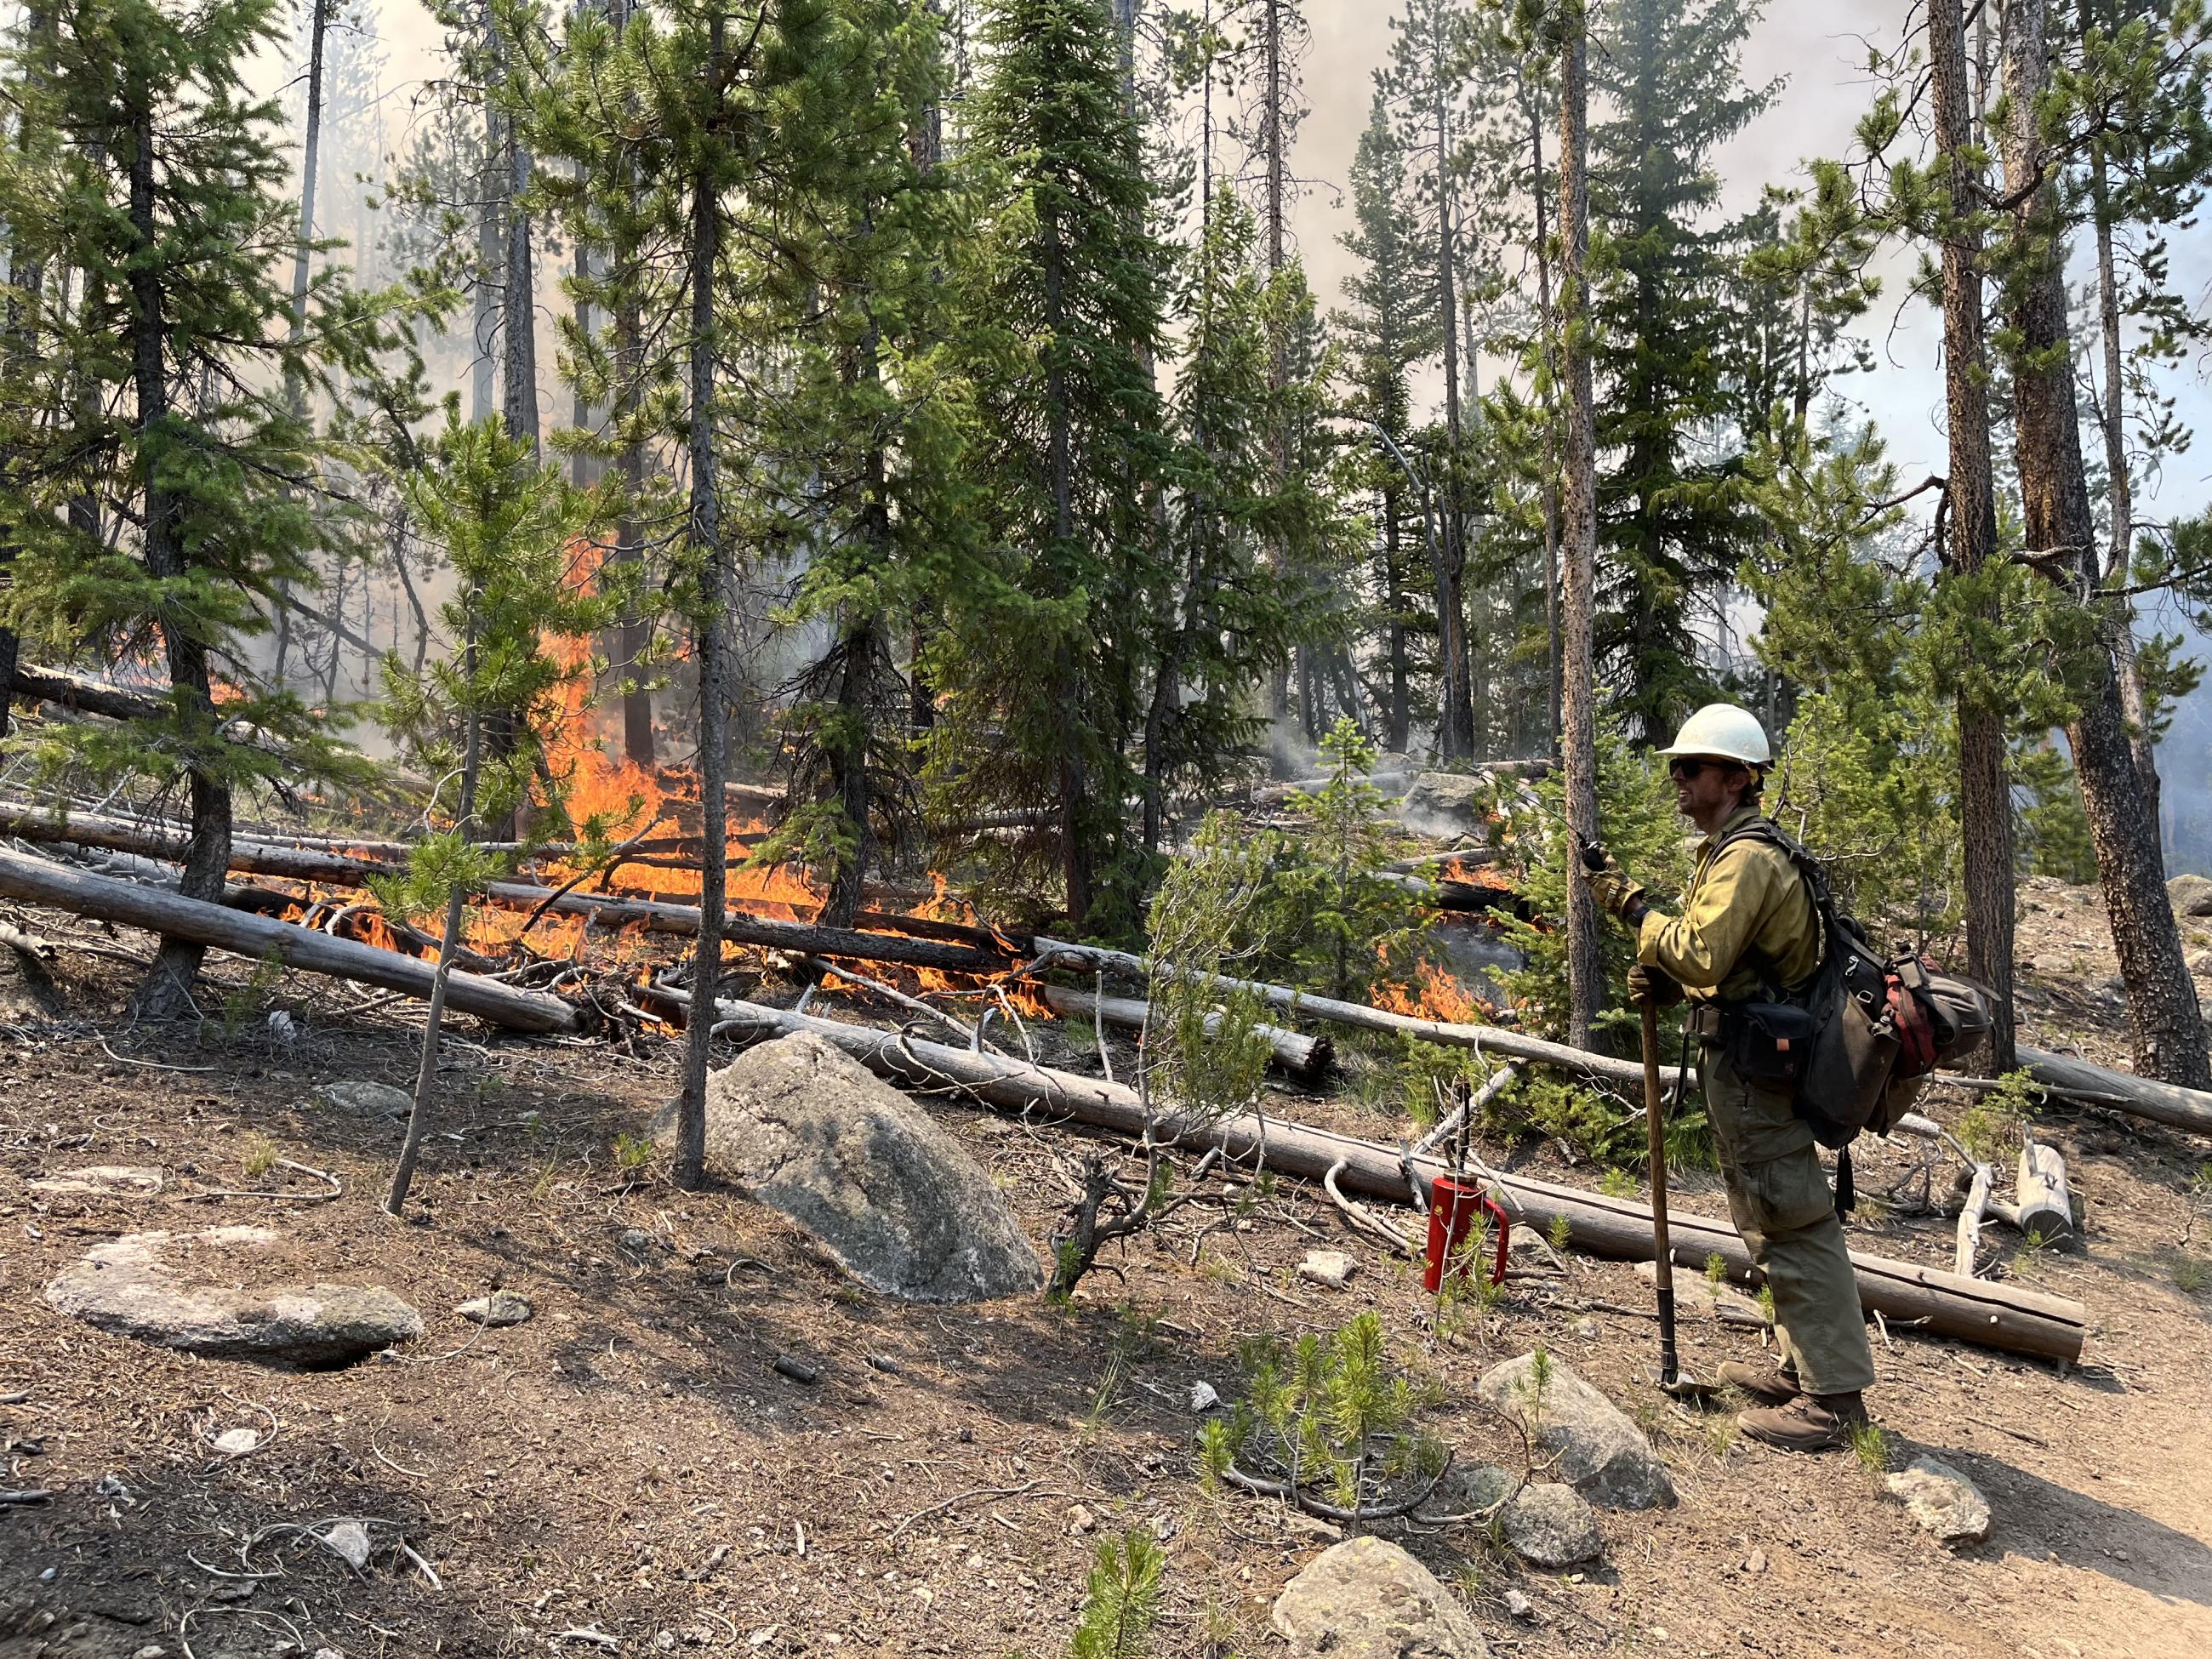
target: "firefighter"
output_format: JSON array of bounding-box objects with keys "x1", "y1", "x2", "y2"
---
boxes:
[{"x1": 1580, "y1": 703, "x2": 1878, "y2": 1452}]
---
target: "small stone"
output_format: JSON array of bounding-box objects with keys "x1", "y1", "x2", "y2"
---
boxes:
[
  {"x1": 1500, "y1": 1482, "x2": 1603, "y2": 1569},
  {"x1": 1569, "y1": 1317, "x2": 1599, "y2": 1339},
  {"x1": 1283, "y1": 1513, "x2": 1343, "y2": 1543},
  {"x1": 620, "y1": 1228, "x2": 660, "y2": 1253},
  {"x1": 319, "y1": 1519, "x2": 373, "y2": 1571},
  {"x1": 1743, "y1": 1548, "x2": 1768, "y2": 1573},
  {"x1": 314, "y1": 1081, "x2": 413, "y2": 1119},
  {"x1": 456, "y1": 1291, "x2": 534, "y2": 1327},
  {"x1": 1885, "y1": 1456, "x2": 1991, "y2": 1545},
  {"x1": 1297, "y1": 1250, "x2": 1357, "y2": 1290},
  {"x1": 211, "y1": 1428, "x2": 260, "y2": 1457},
  {"x1": 1066, "y1": 1502, "x2": 1097, "y2": 1535},
  {"x1": 1149, "y1": 1512, "x2": 1179, "y2": 1542},
  {"x1": 1504, "y1": 1589, "x2": 1536, "y2": 1622},
  {"x1": 748, "y1": 1628, "x2": 780, "y2": 1649},
  {"x1": 132, "y1": 1648, "x2": 168, "y2": 1658},
  {"x1": 655, "y1": 1633, "x2": 677, "y2": 1652},
  {"x1": 1189, "y1": 1381, "x2": 1220, "y2": 1412}
]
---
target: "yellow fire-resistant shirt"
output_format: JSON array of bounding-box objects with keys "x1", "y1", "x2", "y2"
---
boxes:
[{"x1": 1635, "y1": 807, "x2": 1821, "y2": 1003}]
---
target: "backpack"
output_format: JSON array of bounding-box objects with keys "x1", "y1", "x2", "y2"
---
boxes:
[{"x1": 1708, "y1": 818, "x2": 1993, "y2": 1149}]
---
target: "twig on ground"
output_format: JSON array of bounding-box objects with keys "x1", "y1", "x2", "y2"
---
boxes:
[
  {"x1": 1218, "y1": 1456, "x2": 1453, "y2": 1525},
  {"x1": 888, "y1": 1479, "x2": 1042, "y2": 1541}
]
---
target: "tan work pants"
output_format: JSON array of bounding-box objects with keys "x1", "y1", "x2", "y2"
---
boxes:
[{"x1": 1700, "y1": 1046, "x2": 1877, "y2": 1397}]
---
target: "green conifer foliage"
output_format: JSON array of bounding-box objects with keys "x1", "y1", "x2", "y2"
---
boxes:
[
  {"x1": 933, "y1": 0, "x2": 1171, "y2": 935},
  {"x1": 0, "y1": 0, "x2": 373, "y2": 1016},
  {"x1": 1588, "y1": 0, "x2": 1775, "y2": 738}
]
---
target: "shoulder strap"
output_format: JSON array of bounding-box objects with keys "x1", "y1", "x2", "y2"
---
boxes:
[{"x1": 1707, "y1": 816, "x2": 1838, "y2": 997}]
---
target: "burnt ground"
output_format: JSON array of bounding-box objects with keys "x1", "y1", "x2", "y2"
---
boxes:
[{"x1": 1, "y1": 872, "x2": 2209, "y2": 1659}]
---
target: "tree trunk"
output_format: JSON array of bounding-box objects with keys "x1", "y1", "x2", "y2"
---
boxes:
[
  {"x1": 1382, "y1": 488, "x2": 1410, "y2": 750},
  {"x1": 1528, "y1": 74, "x2": 1562, "y2": 751},
  {"x1": 2090, "y1": 124, "x2": 2158, "y2": 802},
  {"x1": 677, "y1": 20, "x2": 728, "y2": 1191},
  {"x1": 1556, "y1": 3, "x2": 1604, "y2": 1050},
  {"x1": 1040, "y1": 191, "x2": 1092, "y2": 926},
  {"x1": 1430, "y1": 13, "x2": 1474, "y2": 762},
  {"x1": 123, "y1": 83, "x2": 231, "y2": 1020},
  {"x1": 612, "y1": 0, "x2": 653, "y2": 766},
  {"x1": 271, "y1": 0, "x2": 329, "y2": 690},
  {"x1": 388, "y1": 613, "x2": 483, "y2": 1216},
  {"x1": 1929, "y1": 0, "x2": 2017, "y2": 1072},
  {"x1": 2001, "y1": 1, "x2": 2207, "y2": 1088}
]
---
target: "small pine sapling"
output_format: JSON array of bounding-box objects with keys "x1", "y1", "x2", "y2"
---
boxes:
[{"x1": 1067, "y1": 1529, "x2": 1165, "y2": 1659}]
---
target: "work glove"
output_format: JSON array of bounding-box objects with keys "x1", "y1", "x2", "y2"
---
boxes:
[
  {"x1": 1581, "y1": 862, "x2": 1649, "y2": 925},
  {"x1": 1627, "y1": 963, "x2": 1682, "y2": 1008}
]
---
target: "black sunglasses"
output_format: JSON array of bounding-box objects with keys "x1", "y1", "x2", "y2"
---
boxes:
[{"x1": 1668, "y1": 757, "x2": 1741, "y2": 781}]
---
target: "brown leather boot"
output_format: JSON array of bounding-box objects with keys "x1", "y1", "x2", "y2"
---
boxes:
[
  {"x1": 1736, "y1": 1391, "x2": 1867, "y2": 1453},
  {"x1": 1716, "y1": 1360, "x2": 1799, "y2": 1404}
]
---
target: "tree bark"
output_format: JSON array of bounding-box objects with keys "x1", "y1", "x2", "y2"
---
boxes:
[
  {"x1": 1555, "y1": 3, "x2": 1604, "y2": 1050},
  {"x1": 1428, "y1": 4, "x2": 1474, "y2": 761},
  {"x1": 676, "y1": 18, "x2": 729, "y2": 1192},
  {"x1": 1930, "y1": 0, "x2": 2017, "y2": 1072},
  {"x1": 123, "y1": 79, "x2": 231, "y2": 1021},
  {"x1": 2089, "y1": 112, "x2": 2158, "y2": 803},
  {"x1": 2001, "y1": 1, "x2": 2206, "y2": 1087}
]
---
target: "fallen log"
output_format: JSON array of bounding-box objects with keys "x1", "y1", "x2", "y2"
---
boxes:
[
  {"x1": 476, "y1": 880, "x2": 1010, "y2": 975},
  {"x1": 0, "y1": 848, "x2": 581, "y2": 1035},
  {"x1": 0, "y1": 806, "x2": 405, "y2": 887},
  {"x1": 670, "y1": 990, "x2": 2089, "y2": 1362},
  {"x1": 1956, "y1": 1161, "x2": 1993, "y2": 1278},
  {"x1": 1035, "y1": 983, "x2": 1335, "y2": 1086},
  {"x1": 1029, "y1": 937, "x2": 2212, "y2": 1132},
  {"x1": 2014, "y1": 1137, "x2": 2073, "y2": 1245}
]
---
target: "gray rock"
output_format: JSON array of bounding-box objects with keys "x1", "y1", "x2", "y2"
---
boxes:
[
  {"x1": 1271, "y1": 1536, "x2": 1491, "y2": 1659},
  {"x1": 1298, "y1": 1249, "x2": 1358, "y2": 1290},
  {"x1": 2169, "y1": 873, "x2": 2212, "y2": 920},
  {"x1": 455, "y1": 1291, "x2": 533, "y2": 1327},
  {"x1": 29, "y1": 1166, "x2": 163, "y2": 1199},
  {"x1": 319, "y1": 1519, "x2": 373, "y2": 1571},
  {"x1": 1503, "y1": 1589, "x2": 1536, "y2": 1622},
  {"x1": 314, "y1": 1081, "x2": 413, "y2": 1119},
  {"x1": 650, "y1": 1033, "x2": 1042, "y2": 1303},
  {"x1": 210, "y1": 1428, "x2": 260, "y2": 1457},
  {"x1": 1500, "y1": 1482, "x2": 1603, "y2": 1568},
  {"x1": 1398, "y1": 772, "x2": 1491, "y2": 837},
  {"x1": 1426, "y1": 1462, "x2": 1514, "y2": 1518},
  {"x1": 1885, "y1": 1456, "x2": 1990, "y2": 1546},
  {"x1": 1476, "y1": 1353, "x2": 1676, "y2": 1509},
  {"x1": 44, "y1": 1227, "x2": 422, "y2": 1366},
  {"x1": 1568, "y1": 1317, "x2": 1600, "y2": 1340}
]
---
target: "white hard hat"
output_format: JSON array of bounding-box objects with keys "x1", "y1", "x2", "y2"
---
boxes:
[{"x1": 1660, "y1": 703, "x2": 1770, "y2": 767}]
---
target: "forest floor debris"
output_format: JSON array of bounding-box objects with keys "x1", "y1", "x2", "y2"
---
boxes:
[{"x1": 0, "y1": 882, "x2": 2209, "y2": 1656}]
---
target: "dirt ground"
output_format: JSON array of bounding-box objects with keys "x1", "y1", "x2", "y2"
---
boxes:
[{"x1": 3, "y1": 875, "x2": 2210, "y2": 1659}]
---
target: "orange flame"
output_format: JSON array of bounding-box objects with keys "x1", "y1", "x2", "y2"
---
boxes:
[{"x1": 1373, "y1": 955, "x2": 1481, "y2": 1024}]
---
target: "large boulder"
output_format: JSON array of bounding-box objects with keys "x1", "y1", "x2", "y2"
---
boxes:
[
  {"x1": 1398, "y1": 772, "x2": 1490, "y2": 838},
  {"x1": 653, "y1": 1031, "x2": 1042, "y2": 1303},
  {"x1": 1271, "y1": 1536, "x2": 1491, "y2": 1659},
  {"x1": 2170, "y1": 873, "x2": 2212, "y2": 921},
  {"x1": 1476, "y1": 1353, "x2": 1676, "y2": 1509},
  {"x1": 45, "y1": 1226, "x2": 421, "y2": 1367}
]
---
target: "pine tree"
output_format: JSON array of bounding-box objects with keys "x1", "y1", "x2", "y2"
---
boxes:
[
  {"x1": 1334, "y1": 91, "x2": 1443, "y2": 753},
  {"x1": 1379, "y1": 0, "x2": 1478, "y2": 759},
  {"x1": 0, "y1": 0, "x2": 373, "y2": 1018},
  {"x1": 768, "y1": 0, "x2": 980, "y2": 926},
  {"x1": 1143, "y1": 186, "x2": 1323, "y2": 850},
  {"x1": 1586, "y1": 0, "x2": 1774, "y2": 739},
  {"x1": 934, "y1": 0, "x2": 1171, "y2": 934},
  {"x1": 376, "y1": 415, "x2": 609, "y2": 1214}
]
